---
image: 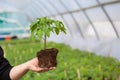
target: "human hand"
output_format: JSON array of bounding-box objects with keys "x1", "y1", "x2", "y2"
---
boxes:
[
  {"x1": 26, "y1": 58, "x2": 56, "y2": 73},
  {"x1": 9, "y1": 58, "x2": 56, "y2": 80}
]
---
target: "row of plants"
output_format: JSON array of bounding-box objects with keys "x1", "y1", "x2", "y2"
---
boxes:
[{"x1": 1, "y1": 39, "x2": 120, "y2": 80}]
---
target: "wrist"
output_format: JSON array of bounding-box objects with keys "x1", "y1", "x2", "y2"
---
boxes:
[
  {"x1": 23, "y1": 62, "x2": 30, "y2": 71},
  {"x1": 25, "y1": 58, "x2": 36, "y2": 71}
]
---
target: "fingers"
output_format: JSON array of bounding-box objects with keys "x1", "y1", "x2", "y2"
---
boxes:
[
  {"x1": 49, "y1": 67, "x2": 56, "y2": 70},
  {"x1": 36, "y1": 67, "x2": 56, "y2": 73}
]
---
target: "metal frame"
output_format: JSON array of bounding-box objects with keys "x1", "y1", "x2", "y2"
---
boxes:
[
  {"x1": 48, "y1": 0, "x2": 120, "y2": 39},
  {"x1": 47, "y1": 0, "x2": 73, "y2": 36},
  {"x1": 75, "y1": 0, "x2": 99, "y2": 40},
  {"x1": 58, "y1": 0, "x2": 85, "y2": 38},
  {"x1": 96, "y1": 0, "x2": 119, "y2": 38},
  {"x1": 34, "y1": 0, "x2": 47, "y2": 17},
  {"x1": 49, "y1": 0, "x2": 120, "y2": 17},
  {"x1": 30, "y1": 1, "x2": 43, "y2": 17},
  {"x1": 36, "y1": 0, "x2": 51, "y2": 16}
]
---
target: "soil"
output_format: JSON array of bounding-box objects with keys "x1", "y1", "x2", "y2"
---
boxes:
[{"x1": 37, "y1": 48, "x2": 58, "y2": 68}]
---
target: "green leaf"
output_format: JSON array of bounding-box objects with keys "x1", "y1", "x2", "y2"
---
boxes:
[
  {"x1": 29, "y1": 17, "x2": 67, "y2": 48},
  {"x1": 60, "y1": 26, "x2": 67, "y2": 34},
  {"x1": 44, "y1": 25, "x2": 50, "y2": 37},
  {"x1": 30, "y1": 20, "x2": 39, "y2": 32},
  {"x1": 55, "y1": 21, "x2": 60, "y2": 27},
  {"x1": 36, "y1": 30, "x2": 43, "y2": 39},
  {"x1": 40, "y1": 17, "x2": 47, "y2": 24},
  {"x1": 45, "y1": 29, "x2": 50, "y2": 37},
  {"x1": 55, "y1": 27, "x2": 59, "y2": 35}
]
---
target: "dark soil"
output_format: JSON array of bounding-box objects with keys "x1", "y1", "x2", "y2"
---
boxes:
[{"x1": 37, "y1": 48, "x2": 58, "y2": 68}]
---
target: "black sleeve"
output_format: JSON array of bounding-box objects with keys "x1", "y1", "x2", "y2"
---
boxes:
[
  {"x1": 0, "y1": 47, "x2": 4, "y2": 56},
  {"x1": 0, "y1": 46, "x2": 13, "y2": 80}
]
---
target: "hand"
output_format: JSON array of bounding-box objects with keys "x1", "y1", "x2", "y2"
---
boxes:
[
  {"x1": 10, "y1": 58, "x2": 56, "y2": 80},
  {"x1": 26, "y1": 58, "x2": 56, "y2": 73}
]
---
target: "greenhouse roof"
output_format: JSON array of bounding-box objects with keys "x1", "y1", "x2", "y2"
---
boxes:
[{"x1": 0, "y1": 0, "x2": 119, "y2": 40}]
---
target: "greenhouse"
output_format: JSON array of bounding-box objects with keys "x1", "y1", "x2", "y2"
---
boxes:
[{"x1": 0, "y1": 0, "x2": 120, "y2": 80}]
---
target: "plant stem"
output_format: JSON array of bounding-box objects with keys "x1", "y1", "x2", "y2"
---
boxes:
[{"x1": 44, "y1": 34, "x2": 46, "y2": 50}]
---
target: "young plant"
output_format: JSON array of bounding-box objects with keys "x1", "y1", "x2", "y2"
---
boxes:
[
  {"x1": 30, "y1": 17, "x2": 67, "y2": 68},
  {"x1": 30, "y1": 17, "x2": 66, "y2": 50}
]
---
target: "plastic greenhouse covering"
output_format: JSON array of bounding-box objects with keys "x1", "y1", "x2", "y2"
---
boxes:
[{"x1": 0, "y1": 0, "x2": 120, "y2": 60}]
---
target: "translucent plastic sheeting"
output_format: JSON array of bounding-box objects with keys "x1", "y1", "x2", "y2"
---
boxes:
[
  {"x1": 54, "y1": 15, "x2": 72, "y2": 36},
  {"x1": 86, "y1": 7, "x2": 117, "y2": 39},
  {"x1": 25, "y1": 0, "x2": 50, "y2": 18},
  {"x1": 76, "y1": 0, "x2": 98, "y2": 8},
  {"x1": 73, "y1": 12, "x2": 97, "y2": 40},
  {"x1": 37, "y1": 0, "x2": 57, "y2": 16},
  {"x1": 48, "y1": 33, "x2": 120, "y2": 60},
  {"x1": 0, "y1": 2, "x2": 19, "y2": 12},
  {"x1": 105, "y1": 3, "x2": 120, "y2": 36},
  {"x1": 48, "y1": 15, "x2": 72, "y2": 45},
  {"x1": 49, "y1": 0, "x2": 66, "y2": 13},
  {"x1": 62, "y1": 14, "x2": 81, "y2": 37},
  {"x1": 61, "y1": 0, "x2": 80, "y2": 11},
  {"x1": 98, "y1": 0, "x2": 115, "y2": 3}
]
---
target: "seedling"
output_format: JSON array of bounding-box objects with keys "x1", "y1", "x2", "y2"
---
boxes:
[
  {"x1": 30, "y1": 17, "x2": 66, "y2": 49},
  {"x1": 30, "y1": 17, "x2": 67, "y2": 68}
]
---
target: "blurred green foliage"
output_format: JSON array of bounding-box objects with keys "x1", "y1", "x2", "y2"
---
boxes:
[{"x1": 1, "y1": 39, "x2": 120, "y2": 80}]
